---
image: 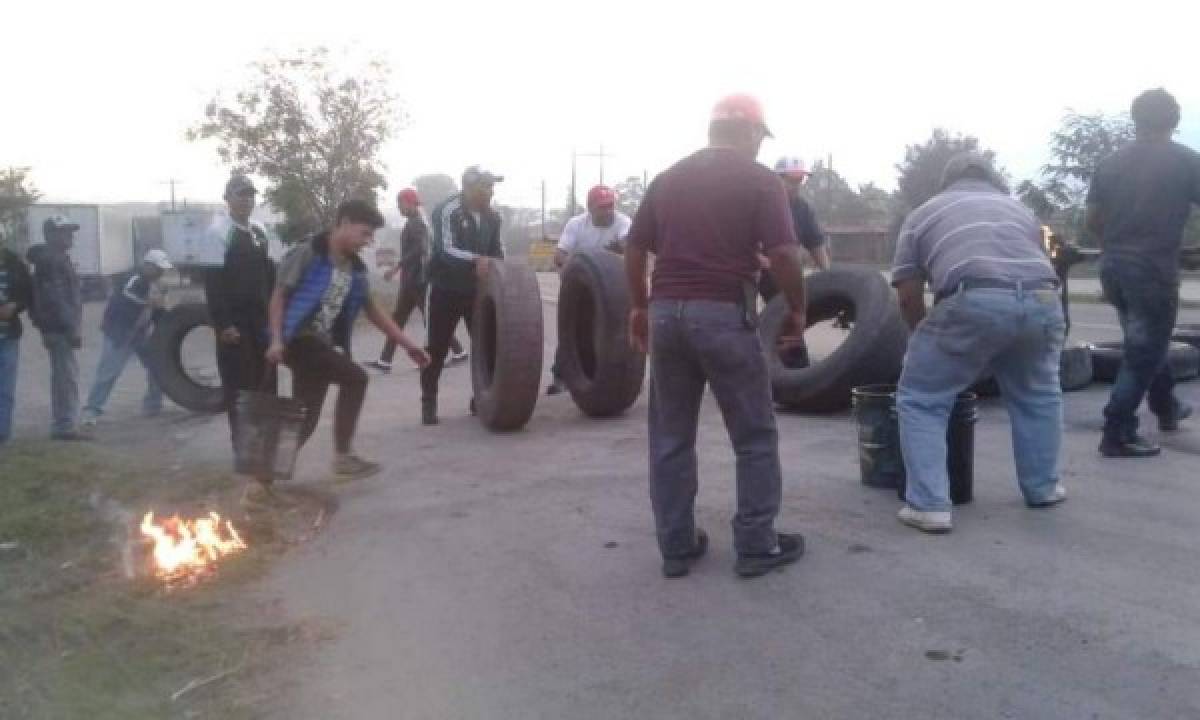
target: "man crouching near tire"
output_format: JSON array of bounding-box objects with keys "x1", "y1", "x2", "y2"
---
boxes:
[
  {"x1": 266, "y1": 200, "x2": 431, "y2": 482},
  {"x1": 625, "y1": 94, "x2": 809, "y2": 579},
  {"x1": 891, "y1": 154, "x2": 1067, "y2": 534}
]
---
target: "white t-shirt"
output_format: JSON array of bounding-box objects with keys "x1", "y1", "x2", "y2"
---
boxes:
[{"x1": 556, "y1": 212, "x2": 632, "y2": 255}]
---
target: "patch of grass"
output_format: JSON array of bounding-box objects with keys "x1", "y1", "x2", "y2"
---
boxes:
[{"x1": 0, "y1": 442, "x2": 300, "y2": 719}]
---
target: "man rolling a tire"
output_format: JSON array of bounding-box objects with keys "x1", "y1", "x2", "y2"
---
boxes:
[
  {"x1": 419, "y1": 166, "x2": 505, "y2": 426},
  {"x1": 892, "y1": 153, "x2": 1066, "y2": 534},
  {"x1": 625, "y1": 94, "x2": 809, "y2": 579},
  {"x1": 547, "y1": 184, "x2": 631, "y2": 395},
  {"x1": 366, "y1": 188, "x2": 466, "y2": 374},
  {"x1": 1086, "y1": 88, "x2": 1200, "y2": 457},
  {"x1": 266, "y1": 200, "x2": 430, "y2": 480}
]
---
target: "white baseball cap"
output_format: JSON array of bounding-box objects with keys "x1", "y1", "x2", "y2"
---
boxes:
[{"x1": 143, "y1": 248, "x2": 173, "y2": 270}]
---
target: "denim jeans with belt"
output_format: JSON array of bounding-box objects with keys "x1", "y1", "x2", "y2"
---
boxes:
[
  {"x1": 1099, "y1": 259, "x2": 1180, "y2": 440},
  {"x1": 648, "y1": 299, "x2": 782, "y2": 557},
  {"x1": 897, "y1": 286, "x2": 1065, "y2": 512}
]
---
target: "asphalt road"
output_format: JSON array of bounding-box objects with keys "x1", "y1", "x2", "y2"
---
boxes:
[{"x1": 8, "y1": 279, "x2": 1200, "y2": 719}]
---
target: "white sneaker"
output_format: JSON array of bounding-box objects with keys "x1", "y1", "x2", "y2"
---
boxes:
[
  {"x1": 1028, "y1": 484, "x2": 1067, "y2": 508},
  {"x1": 80, "y1": 414, "x2": 98, "y2": 429},
  {"x1": 898, "y1": 505, "x2": 953, "y2": 534},
  {"x1": 448, "y1": 351, "x2": 469, "y2": 366}
]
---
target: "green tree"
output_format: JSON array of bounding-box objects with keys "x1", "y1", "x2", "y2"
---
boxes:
[
  {"x1": 802, "y1": 162, "x2": 897, "y2": 228},
  {"x1": 0, "y1": 167, "x2": 40, "y2": 248},
  {"x1": 895, "y1": 129, "x2": 1000, "y2": 212},
  {"x1": 189, "y1": 48, "x2": 402, "y2": 243},
  {"x1": 413, "y1": 173, "x2": 458, "y2": 211},
  {"x1": 1039, "y1": 111, "x2": 1134, "y2": 208}
]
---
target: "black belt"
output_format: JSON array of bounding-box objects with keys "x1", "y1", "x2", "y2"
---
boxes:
[{"x1": 935, "y1": 277, "x2": 1059, "y2": 304}]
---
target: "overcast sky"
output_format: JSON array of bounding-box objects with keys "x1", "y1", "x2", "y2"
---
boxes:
[{"x1": 3, "y1": 0, "x2": 1198, "y2": 210}]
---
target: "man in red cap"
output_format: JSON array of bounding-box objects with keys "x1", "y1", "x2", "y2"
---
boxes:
[
  {"x1": 546, "y1": 184, "x2": 632, "y2": 395},
  {"x1": 367, "y1": 188, "x2": 465, "y2": 373},
  {"x1": 625, "y1": 93, "x2": 810, "y2": 579}
]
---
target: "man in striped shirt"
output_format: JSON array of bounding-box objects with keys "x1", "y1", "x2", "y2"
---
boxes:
[{"x1": 890, "y1": 153, "x2": 1066, "y2": 534}]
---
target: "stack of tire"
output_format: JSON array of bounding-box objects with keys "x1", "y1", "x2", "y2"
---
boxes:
[
  {"x1": 971, "y1": 344, "x2": 1095, "y2": 398},
  {"x1": 760, "y1": 268, "x2": 909, "y2": 413},
  {"x1": 1089, "y1": 340, "x2": 1200, "y2": 383}
]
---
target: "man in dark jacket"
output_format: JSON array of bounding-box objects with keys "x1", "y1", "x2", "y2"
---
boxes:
[
  {"x1": 81, "y1": 249, "x2": 173, "y2": 426},
  {"x1": 419, "y1": 166, "x2": 505, "y2": 425},
  {"x1": 0, "y1": 243, "x2": 33, "y2": 445},
  {"x1": 366, "y1": 187, "x2": 465, "y2": 373},
  {"x1": 28, "y1": 215, "x2": 87, "y2": 440},
  {"x1": 204, "y1": 175, "x2": 276, "y2": 461},
  {"x1": 266, "y1": 200, "x2": 430, "y2": 482}
]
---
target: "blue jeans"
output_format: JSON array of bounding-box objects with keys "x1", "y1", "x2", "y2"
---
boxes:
[
  {"x1": 84, "y1": 335, "x2": 163, "y2": 418},
  {"x1": 42, "y1": 333, "x2": 80, "y2": 435},
  {"x1": 1100, "y1": 260, "x2": 1179, "y2": 440},
  {"x1": 648, "y1": 299, "x2": 782, "y2": 556},
  {"x1": 897, "y1": 287, "x2": 1065, "y2": 511},
  {"x1": 0, "y1": 337, "x2": 17, "y2": 443}
]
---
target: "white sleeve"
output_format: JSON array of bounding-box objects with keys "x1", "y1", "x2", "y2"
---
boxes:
[
  {"x1": 441, "y1": 202, "x2": 479, "y2": 262},
  {"x1": 614, "y1": 213, "x2": 632, "y2": 241},
  {"x1": 122, "y1": 276, "x2": 148, "y2": 305},
  {"x1": 557, "y1": 217, "x2": 579, "y2": 253}
]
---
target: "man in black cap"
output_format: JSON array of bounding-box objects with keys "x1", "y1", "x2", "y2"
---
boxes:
[
  {"x1": 419, "y1": 166, "x2": 505, "y2": 425},
  {"x1": 27, "y1": 215, "x2": 87, "y2": 440},
  {"x1": 204, "y1": 175, "x2": 277, "y2": 482}
]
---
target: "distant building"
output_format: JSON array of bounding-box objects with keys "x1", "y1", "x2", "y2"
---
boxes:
[{"x1": 826, "y1": 225, "x2": 894, "y2": 266}]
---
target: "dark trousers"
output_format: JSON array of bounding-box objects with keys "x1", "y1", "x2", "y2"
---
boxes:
[
  {"x1": 286, "y1": 336, "x2": 367, "y2": 455},
  {"x1": 420, "y1": 286, "x2": 474, "y2": 401},
  {"x1": 379, "y1": 279, "x2": 463, "y2": 363},
  {"x1": 648, "y1": 299, "x2": 782, "y2": 557},
  {"x1": 216, "y1": 327, "x2": 275, "y2": 455},
  {"x1": 1101, "y1": 260, "x2": 1180, "y2": 439}
]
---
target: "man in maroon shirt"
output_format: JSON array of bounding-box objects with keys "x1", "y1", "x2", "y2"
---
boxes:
[{"x1": 625, "y1": 94, "x2": 810, "y2": 579}]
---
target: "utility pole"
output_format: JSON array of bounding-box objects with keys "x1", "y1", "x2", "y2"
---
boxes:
[
  {"x1": 540, "y1": 180, "x2": 546, "y2": 242},
  {"x1": 570, "y1": 149, "x2": 577, "y2": 218},
  {"x1": 577, "y1": 145, "x2": 615, "y2": 187},
  {"x1": 160, "y1": 179, "x2": 183, "y2": 212}
]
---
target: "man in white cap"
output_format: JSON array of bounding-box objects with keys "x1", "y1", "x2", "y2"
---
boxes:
[{"x1": 81, "y1": 249, "x2": 174, "y2": 426}]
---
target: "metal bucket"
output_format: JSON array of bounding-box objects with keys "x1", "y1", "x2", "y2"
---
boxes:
[{"x1": 233, "y1": 390, "x2": 306, "y2": 483}]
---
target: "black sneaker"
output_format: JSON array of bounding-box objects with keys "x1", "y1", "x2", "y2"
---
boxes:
[
  {"x1": 366, "y1": 360, "x2": 392, "y2": 374},
  {"x1": 469, "y1": 397, "x2": 477, "y2": 416},
  {"x1": 1099, "y1": 434, "x2": 1161, "y2": 458},
  {"x1": 735, "y1": 532, "x2": 805, "y2": 578},
  {"x1": 1158, "y1": 401, "x2": 1193, "y2": 433},
  {"x1": 546, "y1": 379, "x2": 565, "y2": 396},
  {"x1": 661, "y1": 529, "x2": 709, "y2": 578},
  {"x1": 421, "y1": 399, "x2": 439, "y2": 426}
]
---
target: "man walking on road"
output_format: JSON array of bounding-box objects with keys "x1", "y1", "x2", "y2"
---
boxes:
[
  {"x1": 0, "y1": 242, "x2": 32, "y2": 446},
  {"x1": 267, "y1": 200, "x2": 430, "y2": 480},
  {"x1": 205, "y1": 175, "x2": 276, "y2": 471},
  {"x1": 1087, "y1": 88, "x2": 1200, "y2": 457},
  {"x1": 27, "y1": 215, "x2": 88, "y2": 441},
  {"x1": 81, "y1": 250, "x2": 173, "y2": 427},
  {"x1": 366, "y1": 188, "x2": 465, "y2": 374},
  {"x1": 892, "y1": 153, "x2": 1067, "y2": 534},
  {"x1": 625, "y1": 94, "x2": 809, "y2": 579},
  {"x1": 547, "y1": 184, "x2": 631, "y2": 395},
  {"x1": 419, "y1": 166, "x2": 505, "y2": 426}
]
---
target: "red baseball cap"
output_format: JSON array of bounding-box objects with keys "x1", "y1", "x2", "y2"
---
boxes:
[
  {"x1": 711, "y1": 93, "x2": 773, "y2": 137},
  {"x1": 396, "y1": 188, "x2": 421, "y2": 207},
  {"x1": 587, "y1": 185, "x2": 616, "y2": 208}
]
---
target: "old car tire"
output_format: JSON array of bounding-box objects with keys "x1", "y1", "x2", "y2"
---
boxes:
[
  {"x1": 557, "y1": 249, "x2": 646, "y2": 417},
  {"x1": 761, "y1": 268, "x2": 909, "y2": 413},
  {"x1": 1059, "y1": 343, "x2": 1094, "y2": 392},
  {"x1": 1090, "y1": 341, "x2": 1200, "y2": 383},
  {"x1": 471, "y1": 260, "x2": 544, "y2": 431},
  {"x1": 146, "y1": 302, "x2": 224, "y2": 413}
]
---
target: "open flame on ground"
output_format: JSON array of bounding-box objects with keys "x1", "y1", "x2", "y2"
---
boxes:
[{"x1": 140, "y1": 511, "x2": 246, "y2": 583}]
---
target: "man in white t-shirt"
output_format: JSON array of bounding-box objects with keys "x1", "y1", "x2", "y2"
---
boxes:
[{"x1": 547, "y1": 185, "x2": 632, "y2": 395}]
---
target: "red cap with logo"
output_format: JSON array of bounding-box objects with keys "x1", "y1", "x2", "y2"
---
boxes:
[
  {"x1": 587, "y1": 185, "x2": 616, "y2": 208},
  {"x1": 397, "y1": 188, "x2": 421, "y2": 207},
  {"x1": 711, "y1": 93, "x2": 773, "y2": 137}
]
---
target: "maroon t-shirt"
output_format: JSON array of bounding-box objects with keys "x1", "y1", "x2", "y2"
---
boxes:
[{"x1": 628, "y1": 147, "x2": 798, "y2": 302}]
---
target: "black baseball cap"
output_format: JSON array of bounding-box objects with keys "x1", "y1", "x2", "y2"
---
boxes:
[
  {"x1": 224, "y1": 174, "x2": 258, "y2": 197},
  {"x1": 462, "y1": 166, "x2": 504, "y2": 188},
  {"x1": 43, "y1": 214, "x2": 80, "y2": 235}
]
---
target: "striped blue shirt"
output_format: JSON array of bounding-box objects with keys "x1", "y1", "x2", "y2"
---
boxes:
[{"x1": 891, "y1": 179, "x2": 1055, "y2": 294}]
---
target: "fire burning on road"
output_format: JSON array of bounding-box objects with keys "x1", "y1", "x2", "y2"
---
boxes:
[{"x1": 140, "y1": 511, "x2": 246, "y2": 582}]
